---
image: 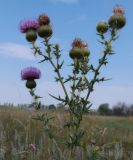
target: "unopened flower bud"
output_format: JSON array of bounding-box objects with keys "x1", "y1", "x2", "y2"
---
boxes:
[
  {"x1": 38, "y1": 25, "x2": 52, "y2": 38},
  {"x1": 108, "y1": 14, "x2": 126, "y2": 29},
  {"x1": 96, "y1": 22, "x2": 108, "y2": 34},
  {"x1": 108, "y1": 5, "x2": 126, "y2": 29}
]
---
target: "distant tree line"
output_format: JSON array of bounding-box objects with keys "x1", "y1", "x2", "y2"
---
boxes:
[
  {"x1": 97, "y1": 103, "x2": 133, "y2": 116},
  {"x1": 1, "y1": 102, "x2": 133, "y2": 116},
  {"x1": 0, "y1": 102, "x2": 66, "y2": 111}
]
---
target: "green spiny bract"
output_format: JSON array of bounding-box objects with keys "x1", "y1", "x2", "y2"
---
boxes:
[
  {"x1": 69, "y1": 47, "x2": 90, "y2": 59},
  {"x1": 38, "y1": 25, "x2": 52, "y2": 38},
  {"x1": 108, "y1": 15, "x2": 126, "y2": 29},
  {"x1": 96, "y1": 21, "x2": 108, "y2": 34},
  {"x1": 26, "y1": 79, "x2": 36, "y2": 89},
  {"x1": 26, "y1": 30, "x2": 37, "y2": 42}
]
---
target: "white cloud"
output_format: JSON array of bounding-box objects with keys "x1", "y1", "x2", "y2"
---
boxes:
[
  {"x1": 49, "y1": 0, "x2": 79, "y2": 4},
  {"x1": 0, "y1": 42, "x2": 35, "y2": 60}
]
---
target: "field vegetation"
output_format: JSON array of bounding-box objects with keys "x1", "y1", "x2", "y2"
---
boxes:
[{"x1": 0, "y1": 107, "x2": 133, "y2": 160}]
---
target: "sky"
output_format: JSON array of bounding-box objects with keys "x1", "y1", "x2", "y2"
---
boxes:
[{"x1": 0, "y1": 0, "x2": 132, "y2": 108}]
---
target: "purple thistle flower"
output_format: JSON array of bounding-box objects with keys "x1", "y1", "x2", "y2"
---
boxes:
[
  {"x1": 21, "y1": 67, "x2": 41, "y2": 80},
  {"x1": 19, "y1": 19, "x2": 39, "y2": 33},
  {"x1": 28, "y1": 144, "x2": 37, "y2": 151}
]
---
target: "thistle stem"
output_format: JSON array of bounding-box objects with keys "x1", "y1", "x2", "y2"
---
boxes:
[{"x1": 44, "y1": 38, "x2": 70, "y2": 101}]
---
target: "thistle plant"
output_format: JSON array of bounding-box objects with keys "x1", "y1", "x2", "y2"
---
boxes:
[{"x1": 20, "y1": 5, "x2": 126, "y2": 157}]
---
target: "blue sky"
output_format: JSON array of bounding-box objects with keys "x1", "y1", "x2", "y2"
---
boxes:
[{"x1": 0, "y1": 0, "x2": 132, "y2": 108}]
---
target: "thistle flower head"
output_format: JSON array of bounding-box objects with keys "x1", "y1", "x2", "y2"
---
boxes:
[
  {"x1": 113, "y1": 5, "x2": 125, "y2": 15},
  {"x1": 21, "y1": 67, "x2": 41, "y2": 80},
  {"x1": 72, "y1": 38, "x2": 83, "y2": 48},
  {"x1": 72, "y1": 38, "x2": 88, "y2": 48},
  {"x1": 28, "y1": 144, "x2": 37, "y2": 151},
  {"x1": 19, "y1": 19, "x2": 39, "y2": 33},
  {"x1": 70, "y1": 39, "x2": 89, "y2": 59},
  {"x1": 38, "y1": 13, "x2": 50, "y2": 25}
]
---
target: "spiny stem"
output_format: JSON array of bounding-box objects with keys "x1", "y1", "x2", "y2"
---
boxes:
[
  {"x1": 71, "y1": 59, "x2": 77, "y2": 100},
  {"x1": 44, "y1": 38, "x2": 70, "y2": 101}
]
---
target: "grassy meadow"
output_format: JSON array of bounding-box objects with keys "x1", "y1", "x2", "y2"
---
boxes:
[{"x1": 0, "y1": 107, "x2": 133, "y2": 160}]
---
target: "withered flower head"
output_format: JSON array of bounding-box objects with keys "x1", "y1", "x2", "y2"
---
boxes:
[
  {"x1": 38, "y1": 13, "x2": 50, "y2": 25},
  {"x1": 113, "y1": 5, "x2": 125, "y2": 15},
  {"x1": 72, "y1": 38, "x2": 83, "y2": 48}
]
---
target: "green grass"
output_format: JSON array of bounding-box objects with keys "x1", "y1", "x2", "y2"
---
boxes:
[{"x1": 102, "y1": 118, "x2": 133, "y2": 129}]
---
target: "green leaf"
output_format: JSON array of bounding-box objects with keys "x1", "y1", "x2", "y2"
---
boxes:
[
  {"x1": 49, "y1": 94, "x2": 65, "y2": 102},
  {"x1": 57, "y1": 61, "x2": 64, "y2": 70}
]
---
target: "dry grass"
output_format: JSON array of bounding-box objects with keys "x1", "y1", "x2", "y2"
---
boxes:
[{"x1": 0, "y1": 108, "x2": 133, "y2": 159}]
